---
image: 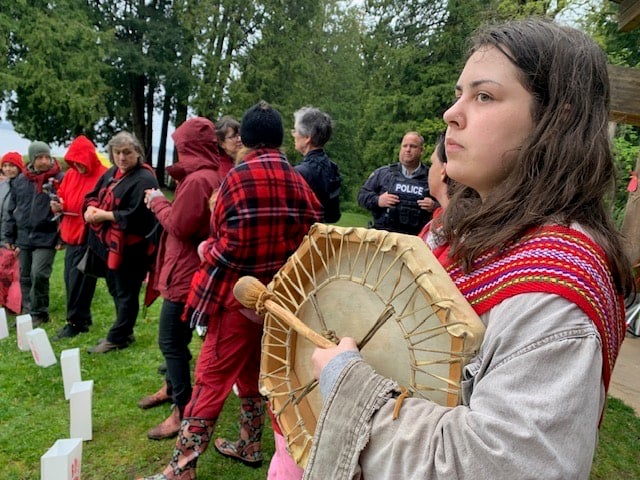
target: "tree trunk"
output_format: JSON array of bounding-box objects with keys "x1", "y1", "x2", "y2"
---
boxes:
[
  {"x1": 130, "y1": 73, "x2": 147, "y2": 160},
  {"x1": 145, "y1": 77, "x2": 155, "y2": 166},
  {"x1": 157, "y1": 92, "x2": 171, "y2": 188}
]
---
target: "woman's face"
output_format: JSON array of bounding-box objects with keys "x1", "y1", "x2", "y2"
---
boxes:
[
  {"x1": 67, "y1": 161, "x2": 88, "y2": 175},
  {"x1": 220, "y1": 128, "x2": 242, "y2": 156},
  {"x1": 2, "y1": 163, "x2": 20, "y2": 179},
  {"x1": 112, "y1": 144, "x2": 140, "y2": 173},
  {"x1": 427, "y1": 149, "x2": 447, "y2": 205},
  {"x1": 292, "y1": 126, "x2": 311, "y2": 155},
  {"x1": 443, "y1": 45, "x2": 535, "y2": 201}
]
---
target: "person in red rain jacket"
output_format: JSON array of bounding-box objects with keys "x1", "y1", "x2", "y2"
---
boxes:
[
  {"x1": 137, "y1": 116, "x2": 239, "y2": 440},
  {"x1": 52, "y1": 135, "x2": 107, "y2": 339}
]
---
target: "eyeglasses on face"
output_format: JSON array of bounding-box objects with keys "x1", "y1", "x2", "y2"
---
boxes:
[{"x1": 225, "y1": 133, "x2": 240, "y2": 140}]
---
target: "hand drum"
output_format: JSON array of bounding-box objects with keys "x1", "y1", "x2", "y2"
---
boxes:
[{"x1": 234, "y1": 224, "x2": 485, "y2": 467}]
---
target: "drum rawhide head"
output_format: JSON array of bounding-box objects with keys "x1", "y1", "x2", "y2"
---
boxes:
[{"x1": 240, "y1": 223, "x2": 485, "y2": 468}]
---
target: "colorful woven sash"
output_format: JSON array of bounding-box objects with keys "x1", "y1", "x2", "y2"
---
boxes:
[{"x1": 445, "y1": 225, "x2": 625, "y2": 391}]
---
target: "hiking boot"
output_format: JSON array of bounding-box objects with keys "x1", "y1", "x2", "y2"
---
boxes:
[
  {"x1": 31, "y1": 313, "x2": 50, "y2": 328},
  {"x1": 54, "y1": 323, "x2": 88, "y2": 340},
  {"x1": 88, "y1": 338, "x2": 130, "y2": 354}
]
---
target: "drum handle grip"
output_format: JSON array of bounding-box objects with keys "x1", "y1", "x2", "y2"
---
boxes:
[{"x1": 234, "y1": 276, "x2": 336, "y2": 349}]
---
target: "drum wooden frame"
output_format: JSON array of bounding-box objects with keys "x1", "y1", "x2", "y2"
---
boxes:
[{"x1": 258, "y1": 224, "x2": 485, "y2": 467}]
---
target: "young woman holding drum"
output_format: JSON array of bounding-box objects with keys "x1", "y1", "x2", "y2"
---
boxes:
[{"x1": 308, "y1": 18, "x2": 633, "y2": 480}]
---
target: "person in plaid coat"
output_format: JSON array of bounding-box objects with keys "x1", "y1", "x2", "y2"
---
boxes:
[{"x1": 138, "y1": 101, "x2": 322, "y2": 480}]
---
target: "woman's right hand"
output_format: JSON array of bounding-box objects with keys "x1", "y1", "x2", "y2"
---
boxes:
[
  {"x1": 312, "y1": 337, "x2": 359, "y2": 380},
  {"x1": 208, "y1": 189, "x2": 219, "y2": 212},
  {"x1": 197, "y1": 240, "x2": 208, "y2": 262},
  {"x1": 144, "y1": 188, "x2": 164, "y2": 208},
  {"x1": 84, "y1": 206, "x2": 98, "y2": 223}
]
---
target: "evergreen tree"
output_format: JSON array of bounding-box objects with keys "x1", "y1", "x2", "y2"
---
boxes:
[{"x1": 2, "y1": 0, "x2": 110, "y2": 144}]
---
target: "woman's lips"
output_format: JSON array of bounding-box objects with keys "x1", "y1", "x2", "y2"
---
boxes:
[{"x1": 445, "y1": 138, "x2": 463, "y2": 153}]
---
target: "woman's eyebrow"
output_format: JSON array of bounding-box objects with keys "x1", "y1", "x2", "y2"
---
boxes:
[{"x1": 455, "y1": 79, "x2": 503, "y2": 92}]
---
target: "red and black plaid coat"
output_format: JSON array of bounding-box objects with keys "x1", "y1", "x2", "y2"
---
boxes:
[{"x1": 185, "y1": 148, "x2": 322, "y2": 328}]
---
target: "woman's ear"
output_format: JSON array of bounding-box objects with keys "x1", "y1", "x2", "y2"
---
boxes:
[{"x1": 440, "y1": 165, "x2": 448, "y2": 183}]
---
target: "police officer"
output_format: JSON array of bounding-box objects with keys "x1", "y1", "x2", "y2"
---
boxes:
[{"x1": 358, "y1": 132, "x2": 436, "y2": 234}]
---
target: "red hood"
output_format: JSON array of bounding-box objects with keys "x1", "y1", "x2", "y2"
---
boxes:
[
  {"x1": 64, "y1": 135, "x2": 103, "y2": 175},
  {"x1": 170, "y1": 117, "x2": 223, "y2": 180}
]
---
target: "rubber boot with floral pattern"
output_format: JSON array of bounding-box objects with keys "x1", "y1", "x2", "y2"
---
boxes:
[
  {"x1": 214, "y1": 396, "x2": 265, "y2": 468},
  {"x1": 137, "y1": 417, "x2": 216, "y2": 480}
]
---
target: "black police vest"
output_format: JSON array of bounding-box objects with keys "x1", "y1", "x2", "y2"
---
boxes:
[{"x1": 382, "y1": 165, "x2": 430, "y2": 234}]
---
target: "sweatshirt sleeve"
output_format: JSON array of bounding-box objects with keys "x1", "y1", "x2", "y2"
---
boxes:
[
  {"x1": 151, "y1": 174, "x2": 213, "y2": 242},
  {"x1": 357, "y1": 168, "x2": 384, "y2": 213},
  {"x1": 2, "y1": 186, "x2": 17, "y2": 244}
]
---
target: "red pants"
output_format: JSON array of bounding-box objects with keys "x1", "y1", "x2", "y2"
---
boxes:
[{"x1": 184, "y1": 309, "x2": 263, "y2": 419}]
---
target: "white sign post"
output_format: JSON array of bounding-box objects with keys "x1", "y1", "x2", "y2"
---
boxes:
[
  {"x1": 27, "y1": 328, "x2": 57, "y2": 367},
  {"x1": 0, "y1": 307, "x2": 8, "y2": 339},
  {"x1": 41, "y1": 437, "x2": 83, "y2": 480},
  {"x1": 61, "y1": 348, "x2": 82, "y2": 400},
  {"x1": 70, "y1": 380, "x2": 94, "y2": 441},
  {"x1": 16, "y1": 314, "x2": 32, "y2": 351}
]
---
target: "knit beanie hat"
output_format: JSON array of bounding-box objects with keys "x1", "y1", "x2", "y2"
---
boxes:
[
  {"x1": 240, "y1": 101, "x2": 284, "y2": 149},
  {"x1": 1, "y1": 151, "x2": 25, "y2": 172},
  {"x1": 28, "y1": 141, "x2": 51, "y2": 163}
]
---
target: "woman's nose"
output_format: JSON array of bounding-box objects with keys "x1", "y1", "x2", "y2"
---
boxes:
[{"x1": 443, "y1": 101, "x2": 464, "y2": 129}]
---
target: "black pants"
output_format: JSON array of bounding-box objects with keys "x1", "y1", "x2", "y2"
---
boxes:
[
  {"x1": 105, "y1": 244, "x2": 148, "y2": 344},
  {"x1": 64, "y1": 244, "x2": 97, "y2": 329},
  {"x1": 158, "y1": 299, "x2": 193, "y2": 407}
]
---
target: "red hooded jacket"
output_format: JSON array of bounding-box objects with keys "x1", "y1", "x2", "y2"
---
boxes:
[
  {"x1": 149, "y1": 117, "x2": 234, "y2": 302},
  {"x1": 58, "y1": 136, "x2": 107, "y2": 245}
]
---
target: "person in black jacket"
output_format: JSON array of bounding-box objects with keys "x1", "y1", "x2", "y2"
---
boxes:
[
  {"x1": 84, "y1": 131, "x2": 159, "y2": 353},
  {"x1": 358, "y1": 132, "x2": 437, "y2": 234},
  {"x1": 3, "y1": 141, "x2": 63, "y2": 326},
  {"x1": 292, "y1": 106, "x2": 342, "y2": 223}
]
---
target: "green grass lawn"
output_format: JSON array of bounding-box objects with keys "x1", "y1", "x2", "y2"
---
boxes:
[{"x1": 0, "y1": 211, "x2": 638, "y2": 479}]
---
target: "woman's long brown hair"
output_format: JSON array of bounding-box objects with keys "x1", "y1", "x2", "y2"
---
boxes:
[{"x1": 443, "y1": 18, "x2": 634, "y2": 298}]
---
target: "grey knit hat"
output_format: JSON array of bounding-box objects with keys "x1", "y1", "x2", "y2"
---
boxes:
[{"x1": 28, "y1": 141, "x2": 51, "y2": 163}]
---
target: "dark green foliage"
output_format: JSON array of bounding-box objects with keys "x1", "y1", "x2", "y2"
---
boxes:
[
  {"x1": 612, "y1": 126, "x2": 640, "y2": 224},
  {"x1": 2, "y1": 0, "x2": 110, "y2": 143},
  {"x1": 586, "y1": 1, "x2": 640, "y2": 68},
  {"x1": 228, "y1": 0, "x2": 366, "y2": 203},
  {"x1": 580, "y1": 1, "x2": 640, "y2": 223}
]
